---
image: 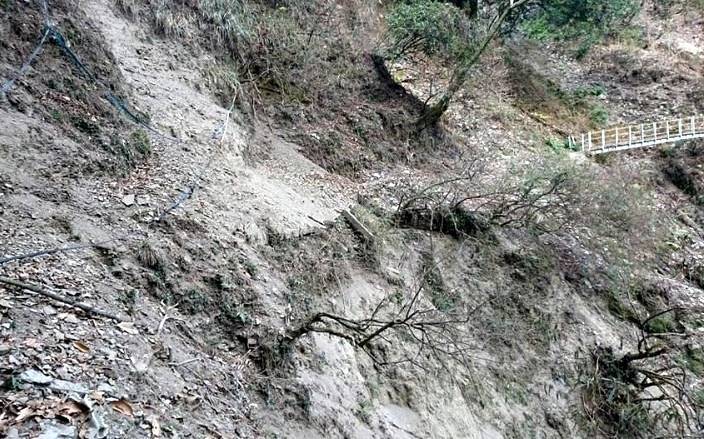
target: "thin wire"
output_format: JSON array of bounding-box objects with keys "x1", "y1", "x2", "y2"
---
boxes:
[
  {"x1": 50, "y1": 28, "x2": 180, "y2": 142},
  {"x1": 1, "y1": 0, "x2": 237, "y2": 265},
  {"x1": 157, "y1": 98, "x2": 236, "y2": 221},
  {"x1": 0, "y1": 26, "x2": 52, "y2": 96}
]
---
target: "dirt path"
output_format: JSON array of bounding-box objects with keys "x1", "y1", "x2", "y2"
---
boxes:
[{"x1": 80, "y1": 0, "x2": 351, "y2": 239}]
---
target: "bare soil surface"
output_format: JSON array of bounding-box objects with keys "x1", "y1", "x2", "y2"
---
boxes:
[{"x1": 2, "y1": 1, "x2": 704, "y2": 438}]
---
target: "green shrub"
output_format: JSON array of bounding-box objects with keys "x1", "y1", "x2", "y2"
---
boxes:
[
  {"x1": 420, "y1": 252, "x2": 457, "y2": 312},
  {"x1": 386, "y1": 0, "x2": 471, "y2": 61},
  {"x1": 573, "y1": 84, "x2": 605, "y2": 99},
  {"x1": 546, "y1": 137, "x2": 575, "y2": 152},
  {"x1": 581, "y1": 347, "x2": 653, "y2": 436},
  {"x1": 197, "y1": 0, "x2": 255, "y2": 50},
  {"x1": 679, "y1": 347, "x2": 704, "y2": 376},
  {"x1": 644, "y1": 314, "x2": 679, "y2": 334},
  {"x1": 589, "y1": 105, "x2": 609, "y2": 126},
  {"x1": 129, "y1": 129, "x2": 151, "y2": 156},
  {"x1": 523, "y1": 0, "x2": 640, "y2": 53}
]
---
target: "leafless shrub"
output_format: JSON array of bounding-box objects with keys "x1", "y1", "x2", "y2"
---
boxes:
[
  {"x1": 396, "y1": 153, "x2": 581, "y2": 235},
  {"x1": 284, "y1": 278, "x2": 488, "y2": 375},
  {"x1": 396, "y1": 151, "x2": 659, "y2": 248},
  {"x1": 582, "y1": 308, "x2": 704, "y2": 437}
]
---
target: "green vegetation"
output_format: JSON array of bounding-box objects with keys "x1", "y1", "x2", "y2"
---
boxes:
[
  {"x1": 545, "y1": 137, "x2": 574, "y2": 152},
  {"x1": 605, "y1": 288, "x2": 639, "y2": 323},
  {"x1": 678, "y1": 347, "x2": 704, "y2": 375},
  {"x1": 420, "y1": 251, "x2": 457, "y2": 312},
  {"x1": 380, "y1": 0, "x2": 641, "y2": 127},
  {"x1": 644, "y1": 314, "x2": 679, "y2": 334},
  {"x1": 355, "y1": 399, "x2": 374, "y2": 424},
  {"x1": 580, "y1": 348, "x2": 654, "y2": 437},
  {"x1": 523, "y1": 0, "x2": 640, "y2": 55},
  {"x1": 588, "y1": 105, "x2": 608, "y2": 125},
  {"x1": 71, "y1": 116, "x2": 101, "y2": 135},
  {"x1": 385, "y1": 0, "x2": 471, "y2": 61},
  {"x1": 129, "y1": 129, "x2": 151, "y2": 156},
  {"x1": 179, "y1": 288, "x2": 212, "y2": 314},
  {"x1": 218, "y1": 299, "x2": 252, "y2": 327},
  {"x1": 101, "y1": 128, "x2": 152, "y2": 172}
]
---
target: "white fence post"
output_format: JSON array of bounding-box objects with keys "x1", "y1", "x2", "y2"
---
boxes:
[
  {"x1": 653, "y1": 122, "x2": 657, "y2": 142},
  {"x1": 628, "y1": 126, "x2": 632, "y2": 147},
  {"x1": 640, "y1": 124, "x2": 645, "y2": 143},
  {"x1": 666, "y1": 120, "x2": 670, "y2": 139},
  {"x1": 588, "y1": 131, "x2": 592, "y2": 152},
  {"x1": 601, "y1": 130, "x2": 606, "y2": 149}
]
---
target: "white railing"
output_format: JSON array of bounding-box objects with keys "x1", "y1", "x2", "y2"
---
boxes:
[{"x1": 570, "y1": 115, "x2": 704, "y2": 155}]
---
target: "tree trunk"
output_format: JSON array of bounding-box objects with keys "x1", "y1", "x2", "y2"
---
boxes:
[
  {"x1": 415, "y1": 58, "x2": 474, "y2": 130},
  {"x1": 416, "y1": 95, "x2": 450, "y2": 130},
  {"x1": 415, "y1": 0, "x2": 528, "y2": 130},
  {"x1": 468, "y1": 0, "x2": 478, "y2": 18}
]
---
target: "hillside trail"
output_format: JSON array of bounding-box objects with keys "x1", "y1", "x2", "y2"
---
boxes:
[{"x1": 78, "y1": 0, "x2": 351, "y2": 242}]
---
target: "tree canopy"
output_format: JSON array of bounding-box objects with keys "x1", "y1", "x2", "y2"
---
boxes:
[{"x1": 381, "y1": 0, "x2": 642, "y2": 129}]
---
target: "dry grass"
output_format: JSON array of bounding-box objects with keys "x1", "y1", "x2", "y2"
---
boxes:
[{"x1": 137, "y1": 241, "x2": 162, "y2": 270}]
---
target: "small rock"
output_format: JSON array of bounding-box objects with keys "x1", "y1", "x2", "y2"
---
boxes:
[
  {"x1": 54, "y1": 330, "x2": 66, "y2": 342},
  {"x1": 117, "y1": 321, "x2": 139, "y2": 335},
  {"x1": 98, "y1": 383, "x2": 116, "y2": 394},
  {"x1": 122, "y1": 194, "x2": 135, "y2": 206},
  {"x1": 243, "y1": 222, "x2": 266, "y2": 246},
  {"x1": 37, "y1": 422, "x2": 77, "y2": 439},
  {"x1": 87, "y1": 409, "x2": 109, "y2": 439},
  {"x1": 59, "y1": 313, "x2": 80, "y2": 324},
  {"x1": 19, "y1": 369, "x2": 54, "y2": 385},
  {"x1": 51, "y1": 378, "x2": 89, "y2": 394},
  {"x1": 136, "y1": 195, "x2": 150, "y2": 206}
]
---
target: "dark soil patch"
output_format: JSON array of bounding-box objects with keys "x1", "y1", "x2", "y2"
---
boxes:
[{"x1": 1, "y1": 0, "x2": 148, "y2": 174}]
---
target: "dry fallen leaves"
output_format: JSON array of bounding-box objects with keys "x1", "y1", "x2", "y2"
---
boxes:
[
  {"x1": 73, "y1": 341, "x2": 90, "y2": 353},
  {"x1": 23, "y1": 338, "x2": 42, "y2": 349},
  {"x1": 116, "y1": 322, "x2": 139, "y2": 335},
  {"x1": 14, "y1": 407, "x2": 36, "y2": 423},
  {"x1": 57, "y1": 399, "x2": 88, "y2": 424},
  {"x1": 58, "y1": 400, "x2": 85, "y2": 417},
  {"x1": 111, "y1": 399, "x2": 134, "y2": 417},
  {"x1": 146, "y1": 414, "x2": 162, "y2": 437}
]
